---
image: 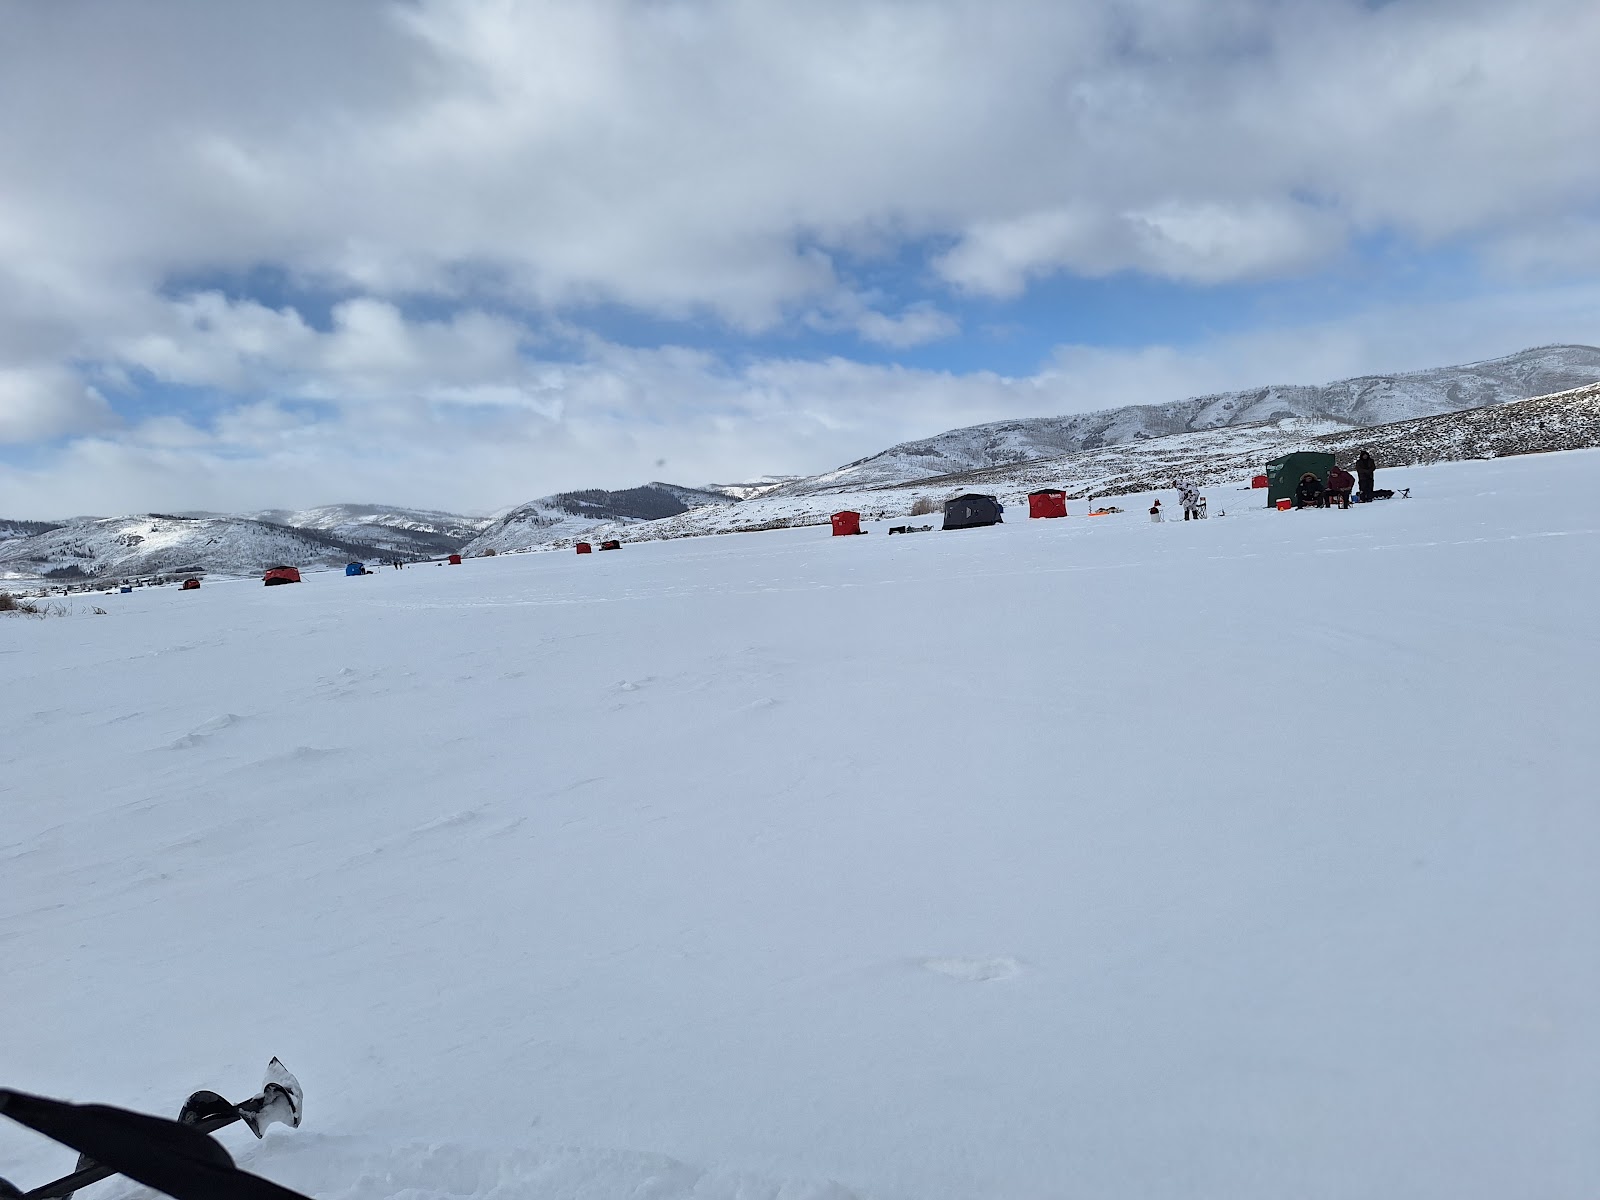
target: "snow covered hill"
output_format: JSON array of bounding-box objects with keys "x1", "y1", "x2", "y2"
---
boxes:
[
  {"x1": 702, "y1": 475, "x2": 803, "y2": 500},
  {"x1": 248, "y1": 504, "x2": 493, "y2": 559},
  {"x1": 0, "y1": 518, "x2": 61, "y2": 543},
  {"x1": 507, "y1": 380, "x2": 1600, "y2": 546},
  {"x1": 10, "y1": 347, "x2": 1600, "y2": 570},
  {"x1": 870, "y1": 378, "x2": 1600, "y2": 502},
  {"x1": 0, "y1": 514, "x2": 389, "y2": 583},
  {"x1": 789, "y1": 343, "x2": 1600, "y2": 493},
  {"x1": 463, "y1": 482, "x2": 735, "y2": 555},
  {"x1": 4, "y1": 449, "x2": 1595, "y2": 1199}
]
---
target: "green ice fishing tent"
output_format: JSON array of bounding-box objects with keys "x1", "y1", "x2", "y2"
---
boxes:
[{"x1": 1265, "y1": 451, "x2": 1335, "y2": 507}]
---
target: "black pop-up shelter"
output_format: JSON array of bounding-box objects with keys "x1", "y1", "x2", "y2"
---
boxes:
[
  {"x1": 1265, "y1": 452, "x2": 1335, "y2": 507},
  {"x1": 942, "y1": 494, "x2": 1003, "y2": 530}
]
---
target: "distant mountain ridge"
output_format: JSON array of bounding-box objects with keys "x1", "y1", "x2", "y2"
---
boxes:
[
  {"x1": 464, "y1": 482, "x2": 735, "y2": 555},
  {"x1": 247, "y1": 504, "x2": 493, "y2": 559},
  {"x1": 526, "y1": 380, "x2": 1600, "y2": 546},
  {"x1": 783, "y1": 344, "x2": 1600, "y2": 495},
  {"x1": 8, "y1": 344, "x2": 1600, "y2": 575},
  {"x1": 0, "y1": 513, "x2": 392, "y2": 582},
  {"x1": 0, "y1": 517, "x2": 63, "y2": 542}
]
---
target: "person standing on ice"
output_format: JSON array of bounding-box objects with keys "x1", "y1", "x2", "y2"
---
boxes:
[
  {"x1": 1355, "y1": 449, "x2": 1377, "y2": 503},
  {"x1": 1176, "y1": 479, "x2": 1202, "y2": 520}
]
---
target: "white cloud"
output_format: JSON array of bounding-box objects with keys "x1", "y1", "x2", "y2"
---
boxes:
[
  {"x1": 0, "y1": 367, "x2": 117, "y2": 444},
  {"x1": 113, "y1": 294, "x2": 317, "y2": 389},
  {"x1": 854, "y1": 304, "x2": 961, "y2": 348},
  {"x1": 3, "y1": 0, "x2": 1599, "y2": 323},
  {"x1": 1, "y1": 0, "x2": 1599, "y2": 514},
  {"x1": 111, "y1": 292, "x2": 529, "y2": 404},
  {"x1": 936, "y1": 200, "x2": 1339, "y2": 295}
]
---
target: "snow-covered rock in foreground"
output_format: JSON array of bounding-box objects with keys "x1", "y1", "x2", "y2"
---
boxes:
[
  {"x1": 3, "y1": 450, "x2": 1595, "y2": 1199},
  {"x1": 789, "y1": 343, "x2": 1600, "y2": 492}
]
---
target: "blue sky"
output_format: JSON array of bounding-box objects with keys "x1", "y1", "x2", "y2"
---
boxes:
[{"x1": 1, "y1": 0, "x2": 1598, "y2": 517}]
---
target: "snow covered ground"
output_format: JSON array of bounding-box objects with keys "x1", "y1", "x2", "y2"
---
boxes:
[{"x1": 3, "y1": 451, "x2": 1596, "y2": 1200}]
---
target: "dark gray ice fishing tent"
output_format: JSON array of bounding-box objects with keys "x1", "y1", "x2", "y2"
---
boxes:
[{"x1": 942, "y1": 493, "x2": 1003, "y2": 530}]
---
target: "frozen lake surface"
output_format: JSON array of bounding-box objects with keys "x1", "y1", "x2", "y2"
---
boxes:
[{"x1": 4, "y1": 452, "x2": 1596, "y2": 1199}]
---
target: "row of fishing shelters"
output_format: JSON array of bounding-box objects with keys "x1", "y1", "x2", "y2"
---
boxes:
[
  {"x1": 832, "y1": 489, "x2": 1068, "y2": 536},
  {"x1": 833, "y1": 459, "x2": 1349, "y2": 533}
]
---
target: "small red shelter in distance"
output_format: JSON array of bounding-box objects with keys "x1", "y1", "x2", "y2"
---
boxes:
[
  {"x1": 575, "y1": 542, "x2": 593, "y2": 554},
  {"x1": 448, "y1": 553, "x2": 462, "y2": 565},
  {"x1": 1028, "y1": 489, "x2": 1068, "y2": 518},
  {"x1": 1251, "y1": 474, "x2": 1269, "y2": 489},
  {"x1": 599, "y1": 540, "x2": 621, "y2": 551},
  {"x1": 262, "y1": 566, "x2": 301, "y2": 586},
  {"x1": 181, "y1": 578, "x2": 200, "y2": 590},
  {"x1": 831, "y1": 511, "x2": 863, "y2": 536}
]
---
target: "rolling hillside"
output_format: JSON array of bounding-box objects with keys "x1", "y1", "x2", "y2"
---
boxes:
[
  {"x1": 0, "y1": 514, "x2": 390, "y2": 583},
  {"x1": 248, "y1": 504, "x2": 493, "y2": 559},
  {"x1": 464, "y1": 483, "x2": 735, "y2": 555},
  {"x1": 786, "y1": 344, "x2": 1600, "y2": 494},
  {"x1": 535, "y1": 380, "x2": 1600, "y2": 545}
]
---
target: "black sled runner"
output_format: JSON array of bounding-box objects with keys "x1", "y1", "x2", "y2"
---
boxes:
[{"x1": 1, "y1": 1058, "x2": 307, "y2": 1200}]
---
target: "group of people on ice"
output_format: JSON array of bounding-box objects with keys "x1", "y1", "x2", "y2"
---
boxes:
[
  {"x1": 1150, "y1": 450, "x2": 1383, "y2": 521},
  {"x1": 1294, "y1": 450, "x2": 1379, "y2": 509}
]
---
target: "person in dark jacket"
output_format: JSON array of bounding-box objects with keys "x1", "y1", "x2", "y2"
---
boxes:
[
  {"x1": 1294, "y1": 472, "x2": 1325, "y2": 509},
  {"x1": 1355, "y1": 449, "x2": 1376, "y2": 502},
  {"x1": 1326, "y1": 464, "x2": 1355, "y2": 509}
]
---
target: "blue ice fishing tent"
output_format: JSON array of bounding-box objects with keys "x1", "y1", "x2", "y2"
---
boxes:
[{"x1": 345, "y1": 562, "x2": 366, "y2": 576}]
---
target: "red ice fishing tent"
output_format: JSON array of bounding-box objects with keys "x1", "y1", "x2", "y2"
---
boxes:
[
  {"x1": 448, "y1": 553, "x2": 462, "y2": 565},
  {"x1": 263, "y1": 566, "x2": 301, "y2": 586},
  {"x1": 181, "y1": 578, "x2": 200, "y2": 590},
  {"x1": 1251, "y1": 474, "x2": 1269, "y2": 489},
  {"x1": 1027, "y1": 489, "x2": 1068, "y2": 518},
  {"x1": 830, "y1": 511, "x2": 863, "y2": 536},
  {"x1": 575, "y1": 542, "x2": 593, "y2": 554},
  {"x1": 599, "y1": 540, "x2": 621, "y2": 551}
]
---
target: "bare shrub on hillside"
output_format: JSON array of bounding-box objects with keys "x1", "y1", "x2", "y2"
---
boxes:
[{"x1": 909, "y1": 497, "x2": 939, "y2": 516}]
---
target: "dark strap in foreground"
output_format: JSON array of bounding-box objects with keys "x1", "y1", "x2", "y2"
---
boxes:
[
  {"x1": 17, "y1": 1099, "x2": 237, "y2": 1200},
  {"x1": 0, "y1": 1090, "x2": 311, "y2": 1200}
]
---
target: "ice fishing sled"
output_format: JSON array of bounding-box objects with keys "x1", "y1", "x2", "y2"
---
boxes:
[{"x1": 1, "y1": 1058, "x2": 305, "y2": 1200}]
